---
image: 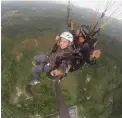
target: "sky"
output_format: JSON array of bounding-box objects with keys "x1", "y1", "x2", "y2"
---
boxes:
[
  {"x1": 1, "y1": 0, "x2": 122, "y2": 20},
  {"x1": 57, "y1": 0, "x2": 122, "y2": 20}
]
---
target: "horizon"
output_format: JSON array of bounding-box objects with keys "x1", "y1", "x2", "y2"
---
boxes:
[{"x1": 1, "y1": 0, "x2": 122, "y2": 20}]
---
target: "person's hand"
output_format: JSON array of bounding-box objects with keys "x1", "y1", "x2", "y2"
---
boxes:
[
  {"x1": 71, "y1": 20, "x2": 75, "y2": 28},
  {"x1": 92, "y1": 50, "x2": 101, "y2": 59},
  {"x1": 55, "y1": 35, "x2": 61, "y2": 46},
  {"x1": 55, "y1": 35, "x2": 60, "y2": 42},
  {"x1": 50, "y1": 69, "x2": 65, "y2": 77},
  {"x1": 76, "y1": 28, "x2": 80, "y2": 36}
]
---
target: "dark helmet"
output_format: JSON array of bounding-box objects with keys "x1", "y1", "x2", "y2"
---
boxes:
[{"x1": 80, "y1": 25, "x2": 90, "y2": 38}]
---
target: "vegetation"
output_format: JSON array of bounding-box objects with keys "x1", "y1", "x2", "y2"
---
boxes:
[{"x1": 1, "y1": 1, "x2": 122, "y2": 118}]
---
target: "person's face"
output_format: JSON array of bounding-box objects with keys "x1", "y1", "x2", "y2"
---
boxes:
[
  {"x1": 76, "y1": 29, "x2": 85, "y2": 43},
  {"x1": 59, "y1": 38, "x2": 70, "y2": 49},
  {"x1": 79, "y1": 36, "x2": 85, "y2": 43}
]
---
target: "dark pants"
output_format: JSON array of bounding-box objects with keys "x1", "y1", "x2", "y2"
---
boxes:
[{"x1": 32, "y1": 54, "x2": 52, "y2": 81}]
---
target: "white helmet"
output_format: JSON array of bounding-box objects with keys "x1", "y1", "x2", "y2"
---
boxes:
[{"x1": 60, "y1": 32, "x2": 73, "y2": 42}]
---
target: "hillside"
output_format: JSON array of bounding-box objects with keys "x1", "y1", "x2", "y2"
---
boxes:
[
  {"x1": 1, "y1": 1, "x2": 122, "y2": 118},
  {"x1": 2, "y1": 1, "x2": 122, "y2": 41}
]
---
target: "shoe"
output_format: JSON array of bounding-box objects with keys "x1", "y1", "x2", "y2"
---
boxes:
[
  {"x1": 30, "y1": 80, "x2": 40, "y2": 85},
  {"x1": 32, "y1": 61, "x2": 40, "y2": 66},
  {"x1": 32, "y1": 61, "x2": 37, "y2": 66}
]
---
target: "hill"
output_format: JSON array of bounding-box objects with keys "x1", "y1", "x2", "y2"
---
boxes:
[{"x1": 1, "y1": 1, "x2": 122, "y2": 118}]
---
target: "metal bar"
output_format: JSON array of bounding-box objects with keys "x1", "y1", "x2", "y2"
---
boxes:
[{"x1": 55, "y1": 80, "x2": 71, "y2": 118}]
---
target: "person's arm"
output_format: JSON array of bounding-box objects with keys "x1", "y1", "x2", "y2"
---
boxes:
[
  {"x1": 51, "y1": 59, "x2": 71, "y2": 77},
  {"x1": 83, "y1": 38, "x2": 98, "y2": 65},
  {"x1": 83, "y1": 48, "x2": 101, "y2": 65},
  {"x1": 55, "y1": 35, "x2": 61, "y2": 46},
  {"x1": 70, "y1": 21, "x2": 75, "y2": 31},
  {"x1": 80, "y1": 43, "x2": 95, "y2": 65},
  {"x1": 70, "y1": 21, "x2": 78, "y2": 40},
  {"x1": 81, "y1": 43, "x2": 91, "y2": 64}
]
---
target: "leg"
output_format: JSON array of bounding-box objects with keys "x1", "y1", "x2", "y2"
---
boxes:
[
  {"x1": 32, "y1": 54, "x2": 48, "y2": 66},
  {"x1": 34, "y1": 54, "x2": 48, "y2": 63},
  {"x1": 43, "y1": 64, "x2": 53, "y2": 72},
  {"x1": 30, "y1": 64, "x2": 52, "y2": 85},
  {"x1": 32, "y1": 64, "x2": 44, "y2": 82}
]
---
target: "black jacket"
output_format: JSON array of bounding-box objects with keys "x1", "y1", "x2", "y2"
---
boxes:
[{"x1": 70, "y1": 29, "x2": 97, "y2": 64}]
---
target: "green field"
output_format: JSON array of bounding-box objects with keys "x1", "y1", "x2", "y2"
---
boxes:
[{"x1": 2, "y1": 1, "x2": 122, "y2": 118}]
